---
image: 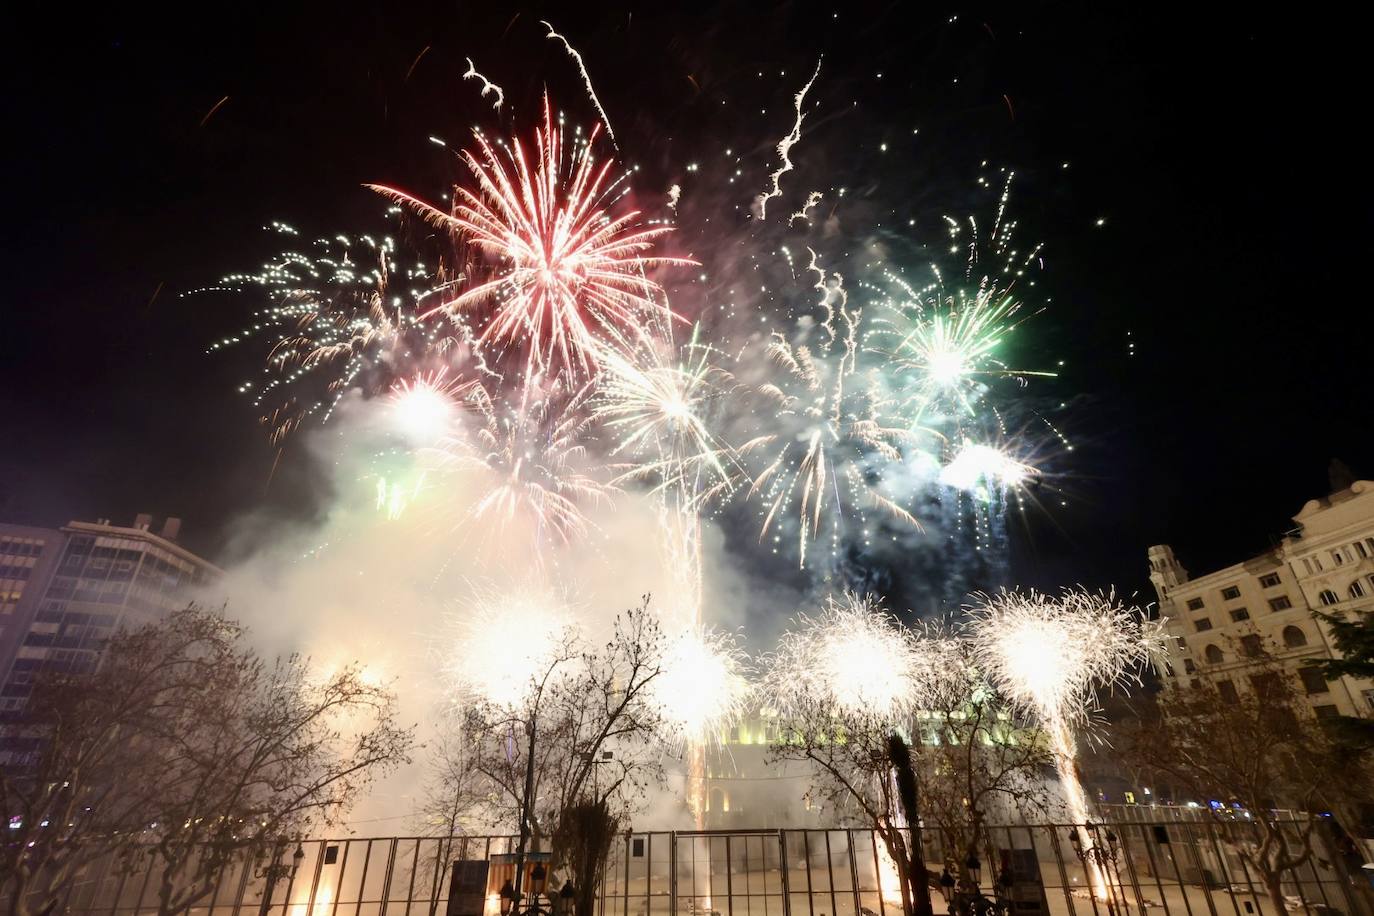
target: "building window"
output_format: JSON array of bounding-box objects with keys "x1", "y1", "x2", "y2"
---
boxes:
[
  {"x1": 1313, "y1": 705, "x2": 1339, "y2": 720},
  {"x1": 1240, "y1": 634, "x2": 1263, "y2": 658},
  {"x1": 1183, "y1": 658, "x2": 1196, "y2": 674},
  {"x1": 1186, "y1": 597, "x2": 1205, "y2": 611},
  {"x1": 1216, "y1": 680, "x2": 1239, "y2": 704},
  {"x1": 1357, "y1": 541, "x2": 1370, "y2": 560},
  {"x1": 1319, "y1": 589, "x2": 1339, "y2": 606},
  {"x1": 1175, "y1": 637, "x2": 1187, "y2": 649},
  {"x1": 1282, "y1": 626, "x2": 1308, "y2": 648},
  {"x1": 1251, "y1": 672, "x2": 1281, "y2": 699},
  {"x1": 1332, "y1": 550, "x2": 1347, "y2": 566},
  {"x1": 1229, "y1": 608, "x2": 1250, "y2": 622},
  {"x1": 1268, "y1": 596, "x2": 1293, "y2": 612},
  {"x1": 1299, "y1": 667, "x2": 1329, "y2": 695},
  {"x1": 1204, "y1": 644, "x2": 1224, "y2": 664},
  {"x1": 1351, "y1": 581, "x2": 1367, "y2": 599},
  {"x1": 1220, "y1": 586, "x2": 1241, "y2": 601},
  {"x1": 1258, "y1": 573, "x2": 1282, "y2": 588},
  {"x1": 1195, "y1": 618, "x2": 1213, "y2": 632}
]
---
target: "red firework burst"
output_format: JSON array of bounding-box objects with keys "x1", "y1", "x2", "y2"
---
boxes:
[{"x1": 369, "y1": 97, "x2": 694, "y2": 388}]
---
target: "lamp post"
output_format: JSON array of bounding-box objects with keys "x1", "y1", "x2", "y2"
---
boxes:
[
  {"x1": 501, "y1": 861, "x2": 552, "y2": 916},
  {"x1": 951, "y1": 852, "x2": 1008, "y2": 916},
  {"x1": 257, "y1": 840, "x2": 305, "y2": 916},
  {"x1": 529, "y1": 862, "x2": 548, "y2": 911},
  {"x1": 1069, "y1": 825, "x2": 1122, "y2": 916}
]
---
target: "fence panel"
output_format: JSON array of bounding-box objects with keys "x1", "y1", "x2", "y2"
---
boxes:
[{"x1": 39, "y1": 820, "x2": 1374, "y2": 916}]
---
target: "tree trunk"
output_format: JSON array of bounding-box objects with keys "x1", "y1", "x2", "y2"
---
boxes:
[
  {"x1": 1260, "y1": 870, "x2": 1287, "y2": 916},
  {"x1": 8, "y1": 871, "x2": 33, "y2": 916},
  {"x1": 889, "y1": 734, "x2": 934, "y2": 916}
]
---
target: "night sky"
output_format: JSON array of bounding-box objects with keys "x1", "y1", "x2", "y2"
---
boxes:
[{"x1": 1, "y1": 3, "x2": 1368, "y2": 607}]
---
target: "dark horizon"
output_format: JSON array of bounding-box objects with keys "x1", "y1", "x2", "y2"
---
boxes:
[{"x1": 2, "y1": 2, "x2": 1369, "y2": 608}]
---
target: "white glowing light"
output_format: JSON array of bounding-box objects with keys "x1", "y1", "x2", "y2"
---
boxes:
[
  {"x1": 390, "y1": 375, "x2": 458, "y2": 442},
  {"x1": 925, "y1": 347, "x2": 969, "y2": 387},
  {"x1": 939, "y1": 443, "x2": 1032, "y2": 492},
  {"x1": 765, "y1": 594, "x2": 926, "y2": 719},
  {"x1": 447, "y1": 586, "x2": 577, "y2": 708},
  {"x1": 654, "y1": 626, "x2": 751, "y2": 744}
]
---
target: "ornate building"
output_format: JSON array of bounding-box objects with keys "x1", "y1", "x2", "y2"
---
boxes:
[{"x1": 1150, "y1": 479, "x2": 1374, "y2": 717}]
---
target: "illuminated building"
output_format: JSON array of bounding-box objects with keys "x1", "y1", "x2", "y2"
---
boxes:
[
  {"x1": 0, "y1": 523, "x2": 66, "y2": 681},
  {"x1": 0, "y1": 514, "x2": 221, "y2": 719},
  {"x1": 1150, "y1": 479, "x2": 1374, "y2": 718},
  {"x1": 697, "y1": 714, "x2": 828, "y2": 828}
]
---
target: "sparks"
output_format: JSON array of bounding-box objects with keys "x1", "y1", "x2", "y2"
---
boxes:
[
  {"x1": 462, "y1": 57, "x2": 505, "y2": 111},
  {"x1": 763, "y1": 593, "x2": 925, "y2": 719},
  {"x1": 370, "y1": 98, "x2": 695, "y2": 390},
  {"x1": 965, "y1": 589, "x2": 1165, "y2": 897},
  {"x1": 757, "y1": 57, "x2": 822, "y2": 220},
  {"x1": 540, "y1": 21, "x2": 617, "y2": 147}
]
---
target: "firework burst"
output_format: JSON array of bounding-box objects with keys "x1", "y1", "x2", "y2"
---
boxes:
[
  {"x1": 369, "y1": 97, "x2": 696, "y2": 388},
  {"x1": 594, "y1": 329, "x2": 737, "y2": 507},
  {"x1": 444, "y1": 584, "x2": 578, "y2": 708},
  {"x1": 388, "y1": 369, "x2": 475, "y2": 444},
  {"x1": 427, "y1": 380, "x2": 614, "y2": 553},
  {"x1": 653, "y1": 625, "x2": 752, "y2": 746},
  {"x1": 199, "y1": 224, "x2": 465, "y2": 443},
  {"x1": 965, "y1": 589, "x2": 1164, "y2": 895},
  {"x1": 763, "y1": 593, "x2": 926, "y2": 719},
  {"x1": 963, "y1": 588, "x2": 1162, "y2": 725},
  {"x1": 741, "y1": 315, "x2": 919, "y2": 568}
]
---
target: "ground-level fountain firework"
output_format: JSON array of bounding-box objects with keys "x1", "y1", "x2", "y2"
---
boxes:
[{"x1": 198, "y1": 21, "x2": 1160, "y2": 864}]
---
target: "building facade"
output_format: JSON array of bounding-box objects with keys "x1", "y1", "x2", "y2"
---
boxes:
[
  {"x1": 1150, "y1": 479, "x2": 1374, "y2": 717},
  {"x1": 0, "y1": 523, "x2": 66, "y2": 681},
  {"x1": 0, "y1": 514, "x2": 221, "y2": 716}
]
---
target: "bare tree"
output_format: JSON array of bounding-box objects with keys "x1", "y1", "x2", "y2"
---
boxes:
[
  {"x1": 767, "y1": 699, "x2": 935, "y2": 916},
  {"x1": 448, "y1": 599, "x2": 671, "y2": 916},
  {"x1": 0, "y1": 605, "x2": 414, "y2": 916},
  {"x1": 141, "y1": 652, "x2": 414, "y2": 916},
  {"x1": 0, "y1": 607, "x2": 231, "y2": 916},
  {"x1": 912, "y1": 686, "x2": 1053, "y2": 889},
  {"x1": 1121, "y1": 635, "x2": 1370, "y2": 914}
]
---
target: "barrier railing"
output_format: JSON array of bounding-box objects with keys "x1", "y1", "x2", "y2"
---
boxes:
[{"x1": 45, "y1": 819, "x2": 1374, "y2": 916}]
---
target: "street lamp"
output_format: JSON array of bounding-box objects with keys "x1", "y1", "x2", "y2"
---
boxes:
[
  {"x1": 558, "y1": 881, "x2": 576, "y2": 916},
  {"x1": 257, "y1": 840, "x2": 306, "y2": 916},
  {"x1": 1069, "y1": 826, "x2": 1122, "y2": 916},
  {"x1": 500, "y1": 880, "x2": 518, "y2": 916},
  {"x1": 530, "y1": 863, "x2": 548, "y2": 903},
  {"x1": 965, "y1": 853, "x2": 982, "y2": 887},
  {"x1": 939, "y1": 867, "x2": 956, "y2": 907}
]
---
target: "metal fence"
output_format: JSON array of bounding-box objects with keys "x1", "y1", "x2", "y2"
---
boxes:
[{"x1": 49, "y1": 820, "x2": 1374, "y2": 916}]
